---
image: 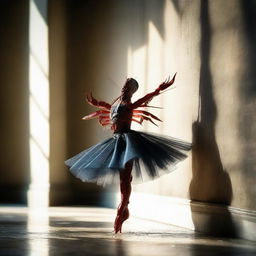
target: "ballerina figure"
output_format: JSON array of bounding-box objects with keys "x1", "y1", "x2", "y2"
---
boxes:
[{"x1": 65, "y1": 74, "x2": 192, "y2": 233}]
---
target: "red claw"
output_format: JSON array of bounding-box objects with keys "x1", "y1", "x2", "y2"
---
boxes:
[
  {"x1": 132, "y1": 73, "x2": 177, "y2": 109},
  {"x1": 85, "y1": 92, "x2": 111, "y2": 110},
  {"x1": 159, "y1": 73, "x2": 177, "y2": 91},
  {"x1": 133, "y1": 110, "x2": 162, "y2": 122},
  {"x1": 82, "y1": 110, "x2": 109, "y2": 120}
]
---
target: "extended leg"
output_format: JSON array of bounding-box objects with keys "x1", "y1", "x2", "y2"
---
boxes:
[{"x1": 114, "y1": 161, "x2": 133, "y2": 233}]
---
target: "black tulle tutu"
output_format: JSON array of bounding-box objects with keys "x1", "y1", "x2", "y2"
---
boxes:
[{"x1": 65, "y1": 130, "x2": 192, "y2": 185}]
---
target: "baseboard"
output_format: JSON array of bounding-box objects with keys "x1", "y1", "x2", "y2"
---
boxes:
[
  {"x1": 0, "y1": 186, "x2": 28, "y2": 204},
  {"x1": 126, "y1": 192, "x2": 256, "y2": 241}
]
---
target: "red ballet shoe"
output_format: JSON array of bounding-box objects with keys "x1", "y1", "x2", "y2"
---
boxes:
[{"x1": 114, "y1": 207, "x2": 129, "y2": 233}]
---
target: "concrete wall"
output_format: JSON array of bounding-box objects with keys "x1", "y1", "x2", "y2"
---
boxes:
[
  {"x1": 0, "y1": 0, "x2": 255, "y2": 216},
  {"x1": 60, "y1": 0, "x2": 256, "y2": 212},
  {"x1": 189, "y1": 0, "x2": 256, "y2": 211}
]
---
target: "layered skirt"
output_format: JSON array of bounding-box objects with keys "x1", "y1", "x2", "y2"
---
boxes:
[{"x1": 65, "y1": 130, "x2": 192, "y2": 185}]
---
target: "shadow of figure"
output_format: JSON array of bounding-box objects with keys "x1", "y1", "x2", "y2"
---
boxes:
[
  {"x1": 238, "y1": 0, "x2": 256, "y2": 211},
  {"x1": 189, "y1": 0, "x2": 236, "y2": 238}
]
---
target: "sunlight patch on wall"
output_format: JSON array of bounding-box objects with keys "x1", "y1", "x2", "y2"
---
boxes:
[
  {"x1": 28, "y1": 0, "x2": 49, "y2": 209},
  {"x1": 126, "y1": 3, "x2": 192, "y2": 196},
  {"x1": 127, "y1": 21, "x2": 164, "y2": 133},
  {"x1": 147, "y1": 21, "x2": 164, "y2": 133},
  {"x1": 147, "y1": 21, "x2": 164, "y2": 87},
  {"x1": 127, "y1": 45, "x2": 147, "y2": 131}
]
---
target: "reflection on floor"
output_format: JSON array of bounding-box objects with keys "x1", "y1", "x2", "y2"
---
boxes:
[{"x1": 0, "y1": 207, "x2": 256, "y2": 256}]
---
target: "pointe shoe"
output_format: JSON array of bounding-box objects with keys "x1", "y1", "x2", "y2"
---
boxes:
[{"x1": 114, "y1": 207, "x2": 129, "y2": 233}]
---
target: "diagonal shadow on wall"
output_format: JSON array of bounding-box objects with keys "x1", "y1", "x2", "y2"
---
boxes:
[
  {"x1": 189, "y1": 0, "x2": 236, "y2": 237},
  {"x1": 238, "y1": 0, "x2": 256, "y2": 211}
]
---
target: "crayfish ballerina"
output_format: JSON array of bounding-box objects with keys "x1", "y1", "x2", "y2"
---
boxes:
[{"x1": 65, "y1": 74, "x2": 192, "y2": 233}]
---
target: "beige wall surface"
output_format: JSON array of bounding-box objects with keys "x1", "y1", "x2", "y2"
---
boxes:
[
  {"x1": 60, "y1": 0, "x2": 256, "y2": 211},
  {"x1": 0, "y1": 0, "x2": 255, "y2": 212}
]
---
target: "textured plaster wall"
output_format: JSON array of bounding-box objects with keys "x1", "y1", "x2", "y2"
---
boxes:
[
  {"x1": 1, "y1": 0, "x2": 255, "y2": 212},
  {"x1": 63, "y1": 0, "x2": 256, "y2": 211}
]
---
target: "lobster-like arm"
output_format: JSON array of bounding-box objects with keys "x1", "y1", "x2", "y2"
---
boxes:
[
  {"x1": 131, "y1": 73, "x2": 176, "y2": 109},
  {"x1": 86, "y1": 92, "x2": 111, "y2": 110}
]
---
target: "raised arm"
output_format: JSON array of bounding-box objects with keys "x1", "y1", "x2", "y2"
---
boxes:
[
  {"x1": 131, "y1": 73, "x2": 176, "y2": 109},
  {"x1": 86, "y1": 92, "x2": 111, "y2": 110}
]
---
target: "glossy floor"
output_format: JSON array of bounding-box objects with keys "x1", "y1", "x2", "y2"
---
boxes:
[{"x1": 0, "y1": 207, "x2": 256, "y2": 256}]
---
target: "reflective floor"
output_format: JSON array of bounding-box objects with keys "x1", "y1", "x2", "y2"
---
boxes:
[{"x1": 0, "y1": 207, "x2": 256, "y2": 256}]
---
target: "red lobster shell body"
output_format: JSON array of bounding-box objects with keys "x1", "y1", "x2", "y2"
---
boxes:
[
  {"x1": 83, "y1": 73, "x2": 176, "y2": 132},
  {"x1": 81, "y1": 74, "x2": 177, "y2": 233}
]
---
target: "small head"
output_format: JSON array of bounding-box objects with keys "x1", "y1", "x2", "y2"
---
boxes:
[{"x1": 121, "y1": 78, "x2": 139, "y2": 101}]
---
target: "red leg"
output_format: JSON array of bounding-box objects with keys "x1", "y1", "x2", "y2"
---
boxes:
[{"x1": 114, "y1": 161, "x2": 133, "y2": 233}]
